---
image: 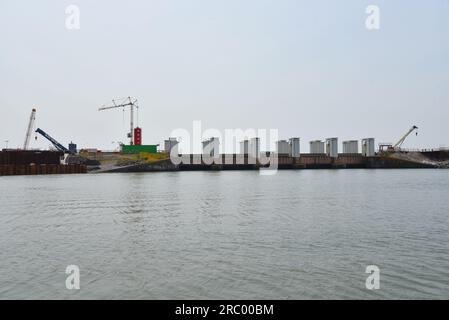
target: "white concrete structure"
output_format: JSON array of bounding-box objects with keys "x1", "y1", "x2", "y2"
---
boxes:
[
  {"x1": 310, "y1": 140, "x2": 325, "y2": 154},
  {"x1": 249, "y1": 137, "x2": 260, "y2": 158},
  {"x1": 342, "y1": 140, "x2": 359, "y2": 154},
  {"x1": 202, "y1": 137, "x2": 220, "y2": 158},
  {"x1": 289, "y1": 138, "x2": 300, "y2": 157},
  {"x1": 240, "y1": 140, "x2": 249, "y2": 155},
  {"x1": 326, "y1": 138, "x2": 338, "y2": 158},
  {"x1": 362, "y1": 138, "x2": 376, "y2": 157},
  {"x1": 276, "y1": 140, "x2": 290, "y2": 155},
  {"x1": 164, "y1": 138, "x2": 179, "y2": 154}
]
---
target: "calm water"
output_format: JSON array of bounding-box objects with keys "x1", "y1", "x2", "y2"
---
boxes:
[{"x1": 0, "y1": 170, "x2": 448, "y2": 299}]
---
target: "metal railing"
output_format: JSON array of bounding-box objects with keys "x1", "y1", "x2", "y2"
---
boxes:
[{"x1": 395, "y1": 147, "x2": 449, "y2": 152}]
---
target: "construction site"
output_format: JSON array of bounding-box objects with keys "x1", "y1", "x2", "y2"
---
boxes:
[{"x1": 1, "y1": 98, "x2": 448, "y2": 176}]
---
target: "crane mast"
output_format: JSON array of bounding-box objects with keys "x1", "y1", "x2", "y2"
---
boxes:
[
  {"x1": 23, "y1": 108, "x2": 37, "y2": 150},
  {"x1": 99, "y1": 97, "x2": 138, "y2": 145}
]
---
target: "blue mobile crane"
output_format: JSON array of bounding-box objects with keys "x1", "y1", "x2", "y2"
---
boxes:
[{"x1": 35, "y1": 128, "x2": 72, "y2": 154}]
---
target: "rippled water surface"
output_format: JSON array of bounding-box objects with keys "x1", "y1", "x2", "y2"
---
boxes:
[{"x1": 1, "y1": 170, "x2": 449, "y2": 299}]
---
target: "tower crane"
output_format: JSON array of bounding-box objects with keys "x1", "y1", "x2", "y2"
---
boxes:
[
  {"x1": 23, "y1": 108, "x2": 37, "y2": 150},
  {"x1": 99, "y1": 97, "x2": 139, "y2": 145},
  {"x1": 393, "y1": 125, "x2": 418, "y2": 150}
]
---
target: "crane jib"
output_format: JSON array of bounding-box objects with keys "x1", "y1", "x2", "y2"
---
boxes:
[
  {"x1": 98, "y1": 97, "x2": 139, "y2": 146},
  {"x1": 35, "y1": 128, "x2": 70, "y2": 153}
]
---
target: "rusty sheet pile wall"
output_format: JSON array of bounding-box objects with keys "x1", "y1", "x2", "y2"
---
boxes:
[
  {"x1": 0, "y1": 151, "x2": 86, "y2": 176},
  {"x1": 0, "y1": 164, "x2": 86, "y2": 176}
]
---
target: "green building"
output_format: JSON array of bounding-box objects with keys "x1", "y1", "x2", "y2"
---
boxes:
[{"x1": 121, "y1": 145, "x2": 158, "y2": 154}]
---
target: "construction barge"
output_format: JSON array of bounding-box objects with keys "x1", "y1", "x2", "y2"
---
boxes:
[
  {"x1": 1, "y1": 149, "x2": 448, "y2": 176},
  {"x1": 86, "y1": 150, "x2": 449, "y2": 174},
  {"x1": 0, "y1": 150, "x2": 86, "y2": 176},
  {"x1": 4, "y1": 108, "x2": 448, "y2": 176}
]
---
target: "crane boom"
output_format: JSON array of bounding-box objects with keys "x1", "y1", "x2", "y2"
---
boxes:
[
  {"x1": 35, "y1": 128, "x2": 70, "y2": 153},
  {"x1": 23, "y1": 108, "x2": 37, "y2": 150},
  {"x1": 393, "y1": 125, "x2": 418, "y2": 149},
  {"x1": 98, "y1": 97, "x2": 138, "y2": 145}
]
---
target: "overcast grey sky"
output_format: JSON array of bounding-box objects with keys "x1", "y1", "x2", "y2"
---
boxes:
[{"x1": 1, "y1": 0, "x2": 448, "y2": 152}]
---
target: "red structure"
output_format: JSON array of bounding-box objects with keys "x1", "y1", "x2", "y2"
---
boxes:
[{"x1": 134, "y1": 127, "x2": 142, "y2": 146}]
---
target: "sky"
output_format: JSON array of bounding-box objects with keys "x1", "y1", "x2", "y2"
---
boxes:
[{"x1": 1, "y1": 0, "x2": 448, "y2": 152}]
